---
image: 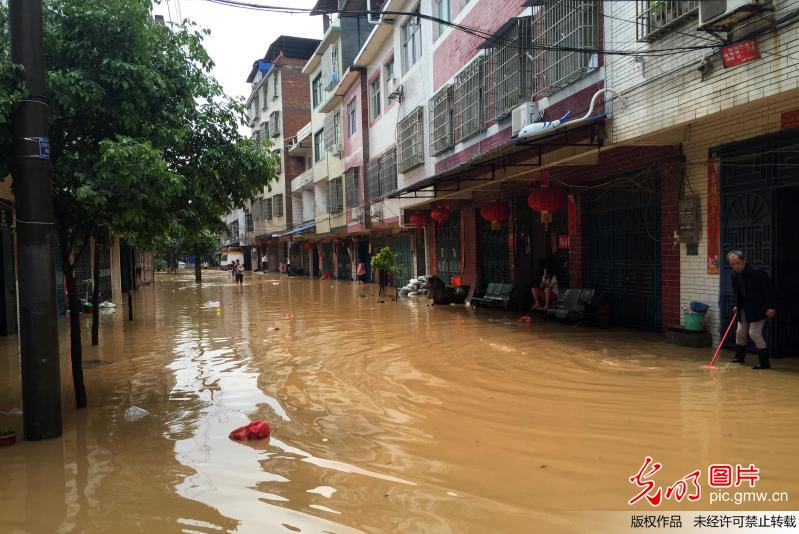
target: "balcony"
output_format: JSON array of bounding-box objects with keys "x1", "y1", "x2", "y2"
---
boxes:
[
  {"x1": 636, "y1": 0, "x2": 699, "y2": 42},
  {"x1": 291, "y1": 168, "x2": 314, "y2": 192},
  {"x1": 287, "y1": 122, "x2": 313, "y2": 157}
]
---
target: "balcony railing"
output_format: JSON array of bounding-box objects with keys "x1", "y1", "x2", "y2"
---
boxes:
[
  {"x1": 636, "y1": 0, "x2": 699, "y2": 42},
  {"x1": 291, "y1": 168, "x2": 314, "y2": 192}
]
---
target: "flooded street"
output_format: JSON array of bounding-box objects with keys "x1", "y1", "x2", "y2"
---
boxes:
[{"x1": 1, "y1": 271, "x2": 798, "y2": 533}]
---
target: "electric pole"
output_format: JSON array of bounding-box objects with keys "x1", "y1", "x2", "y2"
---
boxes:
[{"x1": 10, "y1": 0, "x2": 63, "y2": 440}]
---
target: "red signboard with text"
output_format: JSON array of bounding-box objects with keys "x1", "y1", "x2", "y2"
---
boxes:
[
  {"x1": 721, "y1": 40, "x2": 760, "y2": 68},
  {"x1": 782, "y1": 109, "x2": 799, "y2": 129}
]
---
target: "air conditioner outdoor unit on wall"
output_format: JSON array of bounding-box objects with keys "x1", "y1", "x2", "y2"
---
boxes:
[
  {"x1": 699, "y1": 0, "x2": 768, "y2": 30},
  {"x1": 511, "y1": 102, "x2": 543, "y2": 136}
]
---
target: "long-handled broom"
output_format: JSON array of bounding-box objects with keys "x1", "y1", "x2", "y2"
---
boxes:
[{"x1": 705, "y1": 311, "x2": 737, "y2": 368}]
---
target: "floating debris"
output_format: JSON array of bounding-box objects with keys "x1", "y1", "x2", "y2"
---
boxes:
[{"x1": 123, "y1": 406, "x2": 150, "y2": 422}]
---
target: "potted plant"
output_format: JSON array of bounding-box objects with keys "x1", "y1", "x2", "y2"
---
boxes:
[
  {"x1": 370, "y1": 246, "x2": 404, "y2": 298},
  {"x1": 0, "y1": 426, "x2": 16, "y2": 447}
]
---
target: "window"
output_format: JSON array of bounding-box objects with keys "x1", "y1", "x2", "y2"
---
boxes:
[
  {"x1": 369, "y1": 77, "x2": 381, "y2": 120},
  {"x1": 531, "y1": 1, "x2": 597, "y2": 96},
  {"x1": 265, "y1": 197, "x2": 274, "y2": 220},
  {"x1": 485, "y1": 17, "x2": 533, "y2": 121},
  {"x1": 245, "y1": 212, "x2": 254, "y2": 233},
  {"x1": 383, "y1": 58, "x2": 395, "y2": 107},
  {"x1": 253, "y1": 91, "x2": 260, "y2": 114},
  {"x1": 324, "y1": 111, "x2": 342, "y2": 157},
  {"x1": 272, "y1": 149, "x2": 281, "y2": 174},
  {"x1": 365, "y1": 148, "x2": 397, "y2": 201},
  {"x1": 323, "y1": 43, "x2": 340, "y2": 91},
  {"x1": 312, "y1": 74, "x2": 323, "y2": 108},
  {"x1": 398, "y1": 107, "x2": 424, "y2": 173},
  {"x1": 314, "y1": 129, "x2": 325, "y2": 162},
  {"x1": 429, "y1": 85, "x2": 453, "y2": 155},
  {"x1": 326, "y1": 177, "x2": 344, "y2": 214},
  {"x1": 347, "y1": 98, "x2": 357, "y2": 137},
  {"x1": 433, "y1": 0, "x2": 450, "y2": 40},
  {"x1": 260, "y1": 121, "x2": 269, "y2": 142},
  {"x1": 273, "y1": 194, "x2": 284, "y2": 218},
  {"x1": 254, "y1": 130, "x2": 262, "y2": 144},
  {"x1": 269, "y1": 111, "x2": 280, "y2": 137},
  {"x1": 272, "y1": 72, "x2": 279, "y2": 99},
  {"x1": 401, "y1": 8, "x2": 422, "y2": 74},
  {"x1": 261, "y1": 86, "x2": 268, "y2": 110},
  {"x1": 453, "y1": 56, "x2": 483, "y2": 142},
  {"x1": 345, "y1": 167, "x2": 360, "y2": 207},
  {"x1": 636, "y1": 1, "x2": 698, "y2": 42}
]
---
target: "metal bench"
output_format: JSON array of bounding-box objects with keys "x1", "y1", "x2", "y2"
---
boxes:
[
  {"x1": 547, "y1": 288, "x2": 597, "y2": 321},
  {"x1": 471, "y1": 283, "x2": 514, "y2": 309}
]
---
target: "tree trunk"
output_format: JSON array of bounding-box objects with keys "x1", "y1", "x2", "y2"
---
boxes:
[
  {"x1": 91, "y1": 242, "x2": 100, "y2": 346},
  {"x1": 64, "y1": 261, "x2": 87, "y2": 409},
  {"x1": 194, "y1": 249, "x2": 202, "y2": 283}
]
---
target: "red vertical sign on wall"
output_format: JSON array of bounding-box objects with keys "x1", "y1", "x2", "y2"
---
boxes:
[{"x1": 707, "y1": 162, "x2": 720, "y2": 275}]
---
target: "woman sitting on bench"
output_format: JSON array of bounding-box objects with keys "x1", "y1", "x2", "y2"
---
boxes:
[{"x1": 532, "y1": 264, "x2": 558, "y2": 310}]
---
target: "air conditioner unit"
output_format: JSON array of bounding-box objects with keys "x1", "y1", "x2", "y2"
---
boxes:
[
  {"x1": 367, "y1": 0, "x2": 385, "y2": 24},
  {"x1": 511, "y1": 102, "x2": 543, "y2": 136},
  {"x1": 699, "y1": 0, "x2": 768, "y2": 30}
]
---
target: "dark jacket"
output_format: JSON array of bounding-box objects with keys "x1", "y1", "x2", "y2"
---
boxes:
[{"x1": 732, "y1": 265, "x2": 776, "y2": 323}]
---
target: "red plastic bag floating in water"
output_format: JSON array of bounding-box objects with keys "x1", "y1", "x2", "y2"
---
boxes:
[{"x1": 229, "y1": 420, "x2": 271, "y2": 441}]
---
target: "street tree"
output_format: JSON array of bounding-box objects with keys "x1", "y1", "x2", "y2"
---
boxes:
[{"x1": 0, "y1": 0, "x2": 277, "y2": 408}]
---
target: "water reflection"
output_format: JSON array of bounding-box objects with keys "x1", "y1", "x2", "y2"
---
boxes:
[{"x1": 0, "y1": 270, "x2": 798, "y2": 533}]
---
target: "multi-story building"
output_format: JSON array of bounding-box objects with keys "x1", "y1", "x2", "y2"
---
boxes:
[
  {"x1": 300, "y1": 2, "x2": 373, "y2": 279},
  {"x1": 234, "y1": 35, "x2": 318, "y2": 271}
]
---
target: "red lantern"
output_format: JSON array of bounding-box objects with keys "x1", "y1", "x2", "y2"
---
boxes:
[
  {"x1": 528, "y1": 186, "x2": 565, "y2": 228},
  {"x1": 480, "y1": 201, "x2": 509, "y2": 231},
  {"x1": 409, "y1": 212, "x2": 429, "y2": 229},
  {"x1": 304, "y1": 242, "x2": 313, "y2": 251},
  {"x1": 267, "y1": 240, "x2": 274, "y2": 246},
  {"x1": 430, "y1": 207, "x2": 451, "y2": 225}
]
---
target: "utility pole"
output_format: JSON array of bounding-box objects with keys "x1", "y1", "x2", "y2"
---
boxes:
[{"x1": 10, "y1": 0, "x2": 63, "y2": 440}]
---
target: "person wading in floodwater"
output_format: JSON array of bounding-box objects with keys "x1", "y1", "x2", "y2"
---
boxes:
[
  {"x1": 235, "y1": 260, "x2": 244, "y2": 285},
  {"x1": 728, "y1": 250, "x2": 777, "y2": 369}
]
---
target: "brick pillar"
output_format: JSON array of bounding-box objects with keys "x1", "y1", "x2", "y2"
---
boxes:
[
  {"x1": 568, "y1": 192, "x2": 586, "y2": 288},
  {"x1": 461, "y1": 207, "x2": 478, "y2": 288}
]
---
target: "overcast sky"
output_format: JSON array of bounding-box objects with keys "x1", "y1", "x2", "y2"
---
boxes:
[{"x1": 152, "y1": 0, "x2": 322, "y2": 110}]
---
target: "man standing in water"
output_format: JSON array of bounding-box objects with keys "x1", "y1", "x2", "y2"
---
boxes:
[{"x1": 727, "y1": 250, "x2": 777, "y2": 369}]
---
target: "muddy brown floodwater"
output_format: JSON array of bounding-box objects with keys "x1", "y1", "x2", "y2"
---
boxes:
[{"x1": 1, "y1": 271, "x2": 798, "y2": 533}]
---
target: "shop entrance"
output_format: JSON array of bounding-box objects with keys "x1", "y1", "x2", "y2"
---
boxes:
[{"x1": 719, "y1": 127, "x2": 799, "y2": 356}]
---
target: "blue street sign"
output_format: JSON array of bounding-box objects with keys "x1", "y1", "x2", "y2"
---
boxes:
[{"x1": 38, "y1": 137, "x2": 50, "y2": 159}]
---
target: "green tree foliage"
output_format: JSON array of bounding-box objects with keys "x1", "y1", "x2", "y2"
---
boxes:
[{"x1": 0, "y1": 0, "x2": 278, "y2": 408}]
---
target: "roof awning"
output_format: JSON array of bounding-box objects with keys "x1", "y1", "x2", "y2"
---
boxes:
[
  {"x1": 276, "y1": 220, "x2": 316, "y2": 237},
  {"x1": 389, "y1": 114, "x2": 607, "y2": 200}
]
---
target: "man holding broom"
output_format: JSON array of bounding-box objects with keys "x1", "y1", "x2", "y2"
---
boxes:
[{"x1": 727, "y1": 250, "x2": 777, "y2": 369}]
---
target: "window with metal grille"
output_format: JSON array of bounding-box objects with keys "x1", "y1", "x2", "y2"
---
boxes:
[
  {"x1": 365, "y1": 148, "x2": 397, "y2": 201},
  {"x1": 380, "y1": 147, "x2": 397, "y2": 195},
  {"x1": 429, "y1": 85, "x2": 453, "y2": 155},
  {"x1": 453, "y1": 55, "x2": 483, "y2": 143},
  {"x1": 272, "y1": 71, "x2": 279, "y2": 98},
  {"x1": 327, "y1": 177, "x2": 344, "y2": 214},
  {"x1": 261, "y1": 86, "x2": 268, "y2": 110},
  {"x1": 273, "y1": 194, "x2": 284, "y2": 217},
  {"x1": 531, "y1": 1, "x2": 598, "y2": 97},
  {"x1": 324, "y1": 111, "x2": 342, "y2": 157},
  {"x1": 265, "y1": 197, "x2": 273, "y2": 220},
  {"x1": 366, "y1": 157, "x2": 381, "y2": 201},
  {"x1": 254, "y1": 129, "x2": 262, "y2": 144},
  {"x1": 260, "y1": 121, "x2": 269, "y2": 142},
  {"x1": 345, "y1": 167, "x2": 360, "y2": 207},
  {"x1": 269, "y1": 111, "x2": 280, "y2": 137},
  {"x1": 483, "y1": 17, "x2": 533, "y2": 123},
  {"x1": 397, "y1": 107, "x2": 424, "y2": 173},
  {"x1": 272, "y1": 149, "x2": 281, "y2": 174},
  {"x1": 245, "y1": 212, "x2": 254, "y2": 233},
  {"x1": 383, "y1": 58, "x2": 394, "y2": 107},
  {"x1": 635, "y1": 1, "x2": 698, "y2": 42}
]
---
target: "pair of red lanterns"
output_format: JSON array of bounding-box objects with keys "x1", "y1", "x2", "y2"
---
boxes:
[{"x1": 409, "y1": 206, "x2": 451, "y2": 229}]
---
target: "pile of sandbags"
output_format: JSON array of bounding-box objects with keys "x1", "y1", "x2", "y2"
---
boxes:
[{"x1": 399, "y1": 276, "x2": 429, "y2": 297}]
